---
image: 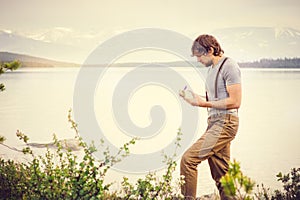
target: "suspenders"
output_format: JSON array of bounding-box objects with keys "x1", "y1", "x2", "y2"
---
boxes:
[
  {"x1": 206, "y1": 57, "x2": 228, "y2": 101},
  {"x1": 214, "y1": 57, "x2": 228, "y2": 99}
]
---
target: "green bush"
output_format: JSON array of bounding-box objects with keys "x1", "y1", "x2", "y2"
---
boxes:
[
  {"x1": 221, "y1": 161, "x2": 300, "y2": 200},
  {"x1": 0, "y1": 110, "x2": 135, "y2": 199},
  {"x1": 254, "y1": 184, "x2": 272, "y2": 200},
  {"x1": 119, "y1": 129, "x2": 184, "y2": 199},
  {"x1": 0, "y1": 159, "x2": 28, "y2": 199},
  {"x1": 272, "y1": 168, "x2": 300, "y2": 200},
  {"x1": 220, "y1": 160, "x2": 256, "y2": 200},
  {"x1": 0, "y1": 110, "x2": 184, "y2": 200}
]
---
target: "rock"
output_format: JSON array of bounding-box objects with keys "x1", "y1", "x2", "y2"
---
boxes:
[{"x1": 196, "y1": 193, "x2": 219, "y2": 200}]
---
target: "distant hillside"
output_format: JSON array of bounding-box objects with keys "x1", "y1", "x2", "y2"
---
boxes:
[
  {"x1": 212, "y1": 27, "x2": 300, "y2": 61},
  {"x1": 1, "y1": 51, "x2": 299, "y2": 68},
  {"x1": 0, "y1": 30, "x2": 87, "y2": 63},
  {"x1": 0, "y1": 52, "x2": 79, "y2": 68}
]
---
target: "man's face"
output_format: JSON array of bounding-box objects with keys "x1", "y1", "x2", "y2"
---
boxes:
[{"x1": 193, "y1": 52, "x2": 213, "y2": 67}]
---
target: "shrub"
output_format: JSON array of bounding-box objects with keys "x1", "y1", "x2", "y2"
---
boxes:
[
  {"x1": 0, "y1": 110, "x2": 136, "y2": 199},
  {"x1": 0, "y1": 159, "x2": 28, "y2": 199},
  {"x1": 119, "y1": 129, "x2": 184, "y2": 199},
  {"x1": 272, "y1": 168, "x2": 300, "y2": 200},
  {"x1": 220, "y1": 160, "x2": 255, "y2": 200},
  {"x1": 221, "y1": 162, "x2": 300, "y2": 200},
  {"x1": 254, "y1": 184, "x2": 272, "y2": 200},
  {"x1": 0, "y1": 110, "x2": 184, "y2": 199}
]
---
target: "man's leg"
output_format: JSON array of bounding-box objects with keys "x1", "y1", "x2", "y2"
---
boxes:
[
  {"x1": 208, "y1": 115, "x2": 239, "y2": 200},
  {"x1": 180, "y1": 116, "x2": 227, "y2": 199},
  {"x1": 180, "y1": 136, "x2": 207, "y2": 199},
  {"x1": 181, "y1": 114, "x2": 238, "y2": 199},
  {"x1": 208, "y1": 143, "x2": 231, "y2": 200}
]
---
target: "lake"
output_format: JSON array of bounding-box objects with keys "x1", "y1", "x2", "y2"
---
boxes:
[{"x1": 0, "y1": 66, "x2": 300, "y2": 196}]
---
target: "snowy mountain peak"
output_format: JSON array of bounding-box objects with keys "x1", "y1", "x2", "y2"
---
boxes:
[
  {"x1": 2, "y1": 29, "x2": 12, "y2": 34},
  {"x1": 29, "y1": 27, "x2": 74, "y2": 43},
  {"x1": 274, "y1": 27, "x2": 299, "y2": 38},
  {"x1": 0, "y1": 29, "x2": 13, "y2": 36},
  {"x1": 1, "y1": 26, "x2": 300, "y2": 62}
]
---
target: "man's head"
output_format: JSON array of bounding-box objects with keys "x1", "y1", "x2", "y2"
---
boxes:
[{"x1": 191, "y1": 34, "x2": 224, "y2": 67}]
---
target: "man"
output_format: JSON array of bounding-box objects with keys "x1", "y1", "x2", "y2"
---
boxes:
[{"x1": 179, "y1": 34, "x2": 241, "y2": 200}]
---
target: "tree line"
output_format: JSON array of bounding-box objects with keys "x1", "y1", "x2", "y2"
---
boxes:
[{"x1": 239, "y1": 57, "x2": 300, "y2": 68}]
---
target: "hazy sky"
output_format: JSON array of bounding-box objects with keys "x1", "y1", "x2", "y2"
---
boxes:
[{"x1": 1, "y1": 0, "x2": 300, "y2": 36}]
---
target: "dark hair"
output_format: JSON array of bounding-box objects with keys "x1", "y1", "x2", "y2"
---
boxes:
[{"x1": 193, "y1": 34, "x2": 224, "y2": 56}]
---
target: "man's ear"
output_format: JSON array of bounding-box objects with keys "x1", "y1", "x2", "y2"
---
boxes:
[{"x1": 208, "y1": 47, "x2": 214, "y2": 55}]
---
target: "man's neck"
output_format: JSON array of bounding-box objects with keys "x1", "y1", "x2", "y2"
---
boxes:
[{"x1": 212, "y1": 56, "x2": 224, "y2": 67}]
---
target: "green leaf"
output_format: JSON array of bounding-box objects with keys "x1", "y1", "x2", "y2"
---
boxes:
[
  {"x1": 3, "y1": 60, "x2": 21, "y2": 71},
  {"x1": 0, "y1": 83, "x2": 5, "y2": 91},
  {"x1": 0, "y1": 135, "x2": 6, "y2": 143}
]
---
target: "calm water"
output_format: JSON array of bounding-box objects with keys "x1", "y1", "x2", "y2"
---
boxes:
[{"x1": 0, "y1": 67, "x2": 300, "y2": 196}]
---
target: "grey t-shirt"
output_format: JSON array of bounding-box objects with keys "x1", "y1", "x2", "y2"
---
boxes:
[{"x1": 205, "y1": 57, "x2": 241, "y2": 116}]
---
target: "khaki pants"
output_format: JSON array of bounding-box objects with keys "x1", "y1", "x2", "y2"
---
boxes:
[{"x1": 180, "y1": 114, "x2": 239, "y2": 200}]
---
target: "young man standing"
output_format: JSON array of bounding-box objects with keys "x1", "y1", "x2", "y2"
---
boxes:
[{"x1": 180, "y1": 34, "x2": 241, "y2": 200}]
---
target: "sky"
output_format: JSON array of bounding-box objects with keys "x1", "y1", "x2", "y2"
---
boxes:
[
  {"x1": 0, "y1": 0, "x2": 300, "y2": 62},
  {"x1": 1, "y1": 0, "x2": 299, "y2": 36}
]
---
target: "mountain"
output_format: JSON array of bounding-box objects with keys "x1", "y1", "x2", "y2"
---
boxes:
[
  {"x1": 0, "y1": 52, "x2": 78, "y2": 68},
  {"x1": 0, "y1": 30, "x2": 88, "y2": 63},
  {"x1": 1, "y1": 27, "x2": 300, "y2": 63},
  {"x1": 1, "y1": 51, "x2": 299, "y2": 68},
  {"x1": 212, "y1": 27, "x2": 300, "y2": 61}
]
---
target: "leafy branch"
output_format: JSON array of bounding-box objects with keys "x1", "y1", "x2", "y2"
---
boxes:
[
  {"x1": 0, "y1": 60, "x2": 20, "y2": 91},
  {"x1": 220, "y1": 159, "x2": 255, "y2": 200}
]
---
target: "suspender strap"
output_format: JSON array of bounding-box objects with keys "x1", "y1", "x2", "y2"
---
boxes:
[{"x1": 214, "y1": 57, "x2": 228, "y2": 99}]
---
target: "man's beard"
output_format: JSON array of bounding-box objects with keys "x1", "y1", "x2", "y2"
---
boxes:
[{"x1": 204, "y1": 59, "x2": 213, "y2": 67}]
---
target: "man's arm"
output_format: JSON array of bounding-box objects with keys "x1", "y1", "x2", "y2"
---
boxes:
[
  {"x1": 208, "y1": 83, "x2": 241, "y2": 109},
  {"x1": 183, "y1": 83, "x2": 241, "y2": 109}
]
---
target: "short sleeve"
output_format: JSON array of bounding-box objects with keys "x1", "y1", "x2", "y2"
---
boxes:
[{"x1": 222, "y1": 58, "x2": 241, "y2": 85}]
